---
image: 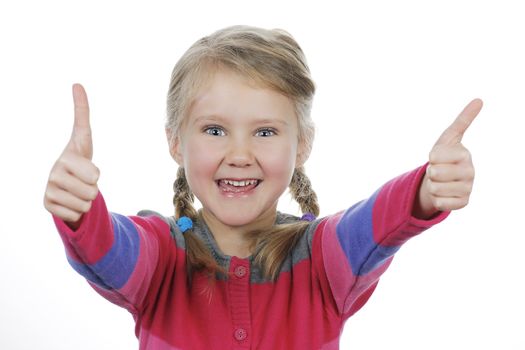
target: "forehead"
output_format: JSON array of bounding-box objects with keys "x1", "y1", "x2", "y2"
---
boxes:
[{"x1": 185, "y1": 68, "x2": 297, "y2": 126}]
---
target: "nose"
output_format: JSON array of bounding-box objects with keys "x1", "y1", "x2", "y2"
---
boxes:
[{"x1": 225, "y1": 136, "x2": 254, "y2": 168}]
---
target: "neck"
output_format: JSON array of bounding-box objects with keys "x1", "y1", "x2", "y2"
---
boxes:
[{"x1": 200, "y1": 207, "x2": 277, "y2": 258}]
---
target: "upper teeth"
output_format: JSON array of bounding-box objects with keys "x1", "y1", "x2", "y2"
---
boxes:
[{"x1": 223, "y1": 179, "x2": 258, "y2": 187}]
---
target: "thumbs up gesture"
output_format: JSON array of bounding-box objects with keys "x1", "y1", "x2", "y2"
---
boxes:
[
  {"x1": 44, "y1": 84, "x2": 100, "y2": 227},
  {"x1": 414, "y1": 99, "x2": 483, "y2": 219}
]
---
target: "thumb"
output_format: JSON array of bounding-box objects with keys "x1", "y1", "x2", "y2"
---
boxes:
[
  {"x1": 69, "y1": 83, "x2": 93, "y2": 159},
  {"x1": 434, "y1": 98, "x2": 483, "y2": 146}
]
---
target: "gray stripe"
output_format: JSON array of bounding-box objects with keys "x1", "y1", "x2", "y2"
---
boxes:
[{"x1": 137, "y1": 210, "x2": 321, "y2": 283}]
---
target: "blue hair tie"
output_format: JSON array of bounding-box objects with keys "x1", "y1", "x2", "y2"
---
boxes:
[
  {"x1": 301, "y1": 213, "x2": 316, "y2": 222},
  {"x1": 176, "y1": 216, "x2": 193, "y2": 233}
]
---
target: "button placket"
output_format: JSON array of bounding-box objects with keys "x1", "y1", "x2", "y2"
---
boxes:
[{"x1": 229, "y1": 257, "x2": 251, "y2": 347}]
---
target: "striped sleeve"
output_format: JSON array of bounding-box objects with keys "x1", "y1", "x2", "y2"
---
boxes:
[
  {"x1": 52, "y1": 192, "x2": 172, "y2": 315},
  {"x1": 317, "y1": 164, "x2": 450, "y2": 317}
]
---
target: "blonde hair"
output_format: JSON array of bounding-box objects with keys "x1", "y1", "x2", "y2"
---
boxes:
[{"x1": 167, "y1": 25, "x2": 319, "y2": 284}]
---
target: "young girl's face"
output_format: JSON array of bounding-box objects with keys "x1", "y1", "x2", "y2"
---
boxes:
[{"x1": 171, "y1": 68, "x2": 304, "y2": 229}]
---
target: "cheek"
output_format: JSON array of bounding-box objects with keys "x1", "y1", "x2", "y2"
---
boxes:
[
  {"x1": 183, "y1": 140, "x2": 221, "y2": 186},
  {"x1": 259, "y1": 141, "x2": 297, "y2": 183}
]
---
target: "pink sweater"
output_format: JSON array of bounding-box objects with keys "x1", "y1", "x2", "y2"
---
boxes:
[{"x1": 53, "y1": 164, "x2": 448, "y2": 349}]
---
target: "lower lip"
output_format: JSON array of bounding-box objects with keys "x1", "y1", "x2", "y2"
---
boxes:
[{"x1": 217, "y1": 181, "x2": 260, "y2": 198}]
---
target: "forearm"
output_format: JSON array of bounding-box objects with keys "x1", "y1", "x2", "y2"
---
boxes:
[
  {"x1": 320, "y1": 164, "x2": 450, "y2": 316},
  {"x1": 52, "y1": 192, "x2": 167, "y2": 310},
  {"x1": 53, "y1": 192, "x2": 115, "y2": 266}
]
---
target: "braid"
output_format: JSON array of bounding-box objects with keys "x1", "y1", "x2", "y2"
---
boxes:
[
  {"x1": 250, "y1": 166, "x2": 319, "y2": 281},
  {"x1": 289, "y1": 166, "x2": 320, "y2": 217},
  {"x1": 173, "y1": 167, "x2": 198, "y2": 219},
  {"x1": 172, "y1": 167, "x2": 226, "y2": 290}
]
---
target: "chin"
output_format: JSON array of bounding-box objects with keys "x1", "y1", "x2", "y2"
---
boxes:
[
  {"x1": 206, "y1": 202, "x2": 276, "y2": 229},
  {"x1": 216, "y1": 211, "x2": 261, "y2": 228}
]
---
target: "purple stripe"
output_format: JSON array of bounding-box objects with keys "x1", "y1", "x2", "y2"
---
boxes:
[
  {"x1": 67, "y1": 213, "x2": 140, "y2": 289},
  {"x1": 336, "y1": 190, "x2": 399, "y2": 276}
]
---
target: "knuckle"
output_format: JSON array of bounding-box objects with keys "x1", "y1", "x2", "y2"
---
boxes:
[
  {"x1": 469, "y1": 167, "x2": 475, "y2": 180},
  {"x1": 452, "y1": 198, "x2": 468, "y2": 210},
  {"x1": 430, "y1": 166, "x2": 443, "y2": 180},
  {"x1": 460, "y1": 148, "x2": 471, "y2": 162},
  {"x1": 57, "y1": 154, "x2": 70, "y2": 168},
  {"x1": 43, "y1": 197, "x2": 51, "y2": 211},
  {"x1": 92, "y1": 166, "x2": 101, "y2": 183},
  {"x1": 427, "y1": 166, "x2": 436, "y2": 179},
  {"x1": 45, "y1": 188, "x2": 57, "y2": 203},
  {"x1": 75, "y1": 105, "x2": 90, "y2": 115},
  {"x1": 68, "y1": 213, "x2": 81, "y2": 222},
  {"x1": 428, "y1": 182, "x2": 439, "y2": 195},
  {"x1": 47, "y1": 171, "x2": 62, "y2": 186},
  {"x1": 432, "y1": 198, "x2": 443, "y2": 211},
  {"x1": 88, "y1": 187, "x2": 99, "y2": 200},
  {"x1": 455, "y1": 203, "x2": 465, "y2": 211},
  {"x1": 428, "y1": 150, "x2": 438, "y2": 163},
  {"x1": 457, "y1": 165, "x2": 474, "y2": 182},
  {"x1": 82, "y1": 200, "x2": 92, "y2": 213}
]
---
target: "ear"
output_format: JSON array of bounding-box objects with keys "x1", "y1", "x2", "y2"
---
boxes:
[{"x1": 166, "y1": 128, "x2": 184, "y2": 165}]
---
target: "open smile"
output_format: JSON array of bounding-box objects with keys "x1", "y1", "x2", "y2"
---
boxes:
[{"x1": 216, "y1": 178, "x2": 262, "y2": 194}]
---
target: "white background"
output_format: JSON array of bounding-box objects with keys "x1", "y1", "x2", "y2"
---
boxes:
[{"x1": 1, "y1": 0, "x2": 524, "y2": 349}]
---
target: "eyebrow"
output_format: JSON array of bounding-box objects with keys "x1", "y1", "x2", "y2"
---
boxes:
[{"x1": 192, "y1": 114, "x2": 290, "y2": 126}]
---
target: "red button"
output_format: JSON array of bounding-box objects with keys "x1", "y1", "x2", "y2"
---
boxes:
[
  {"x1": 234, "y1": 265, "x2": 247, "y2": 278},
  {"x1": 234, "y1": 328, "x2": 247, "y2": 341}
]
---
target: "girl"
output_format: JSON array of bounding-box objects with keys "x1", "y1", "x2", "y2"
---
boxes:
[{"x1": 44, "y1": 25, "x2": 481, "y2": 349}]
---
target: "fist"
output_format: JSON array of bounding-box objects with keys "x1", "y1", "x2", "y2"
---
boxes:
[
  {"x1": 416, "y1": 99, "x2": 483, "y2": 218},
  {"x1": 44, "y1": 84, "x2": 100, "y2": 227}
]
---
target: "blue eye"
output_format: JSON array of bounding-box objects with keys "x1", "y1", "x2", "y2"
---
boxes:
[
  {"x1": 256, "y1": 128, "x2": 276, "y2": 137},
  {"x1": 204, "y1": 126, "x2": 226, "y2": 136}
]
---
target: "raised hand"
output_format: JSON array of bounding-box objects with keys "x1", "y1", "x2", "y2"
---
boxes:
[
  {"x1": 44, "y1": 84, "x2": 100, "y2": 227},
  {"x1": 415, "y1": 99, "x2": 483, "y2": 219}
]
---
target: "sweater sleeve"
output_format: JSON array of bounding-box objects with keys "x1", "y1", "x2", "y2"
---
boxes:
[
  {"x1": 52, "y1": 192, "x2": 173, "y2": 316},
  {"x1": 315, "y1": 164, "x2": 450, "y2": 318}
]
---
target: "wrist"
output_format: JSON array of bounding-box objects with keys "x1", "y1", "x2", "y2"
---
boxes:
[{"x1": 413, "y1": 172, "x2": 440, "y2": 220}]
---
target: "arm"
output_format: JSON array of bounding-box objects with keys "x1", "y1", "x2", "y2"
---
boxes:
[
  {"x1": 44, "y1": 84, "x2": 172, "y2": 314},
  {"x1": 52, "y1": 192, "x2": 171, "y2": 314},
  {"x1": 316, "y1": 99, "x2": 482, "y2": 317},
  {"x1": 316, "y1": 164, "x2": 449, "y2": 318}
]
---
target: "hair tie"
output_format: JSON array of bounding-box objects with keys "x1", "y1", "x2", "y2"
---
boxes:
[
  {"x1": 176, "y1": 216, "x2": 193, "y2": 233},
  {"x1": 301, "y1": 213, "x2": 316, "y2": 222}
]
